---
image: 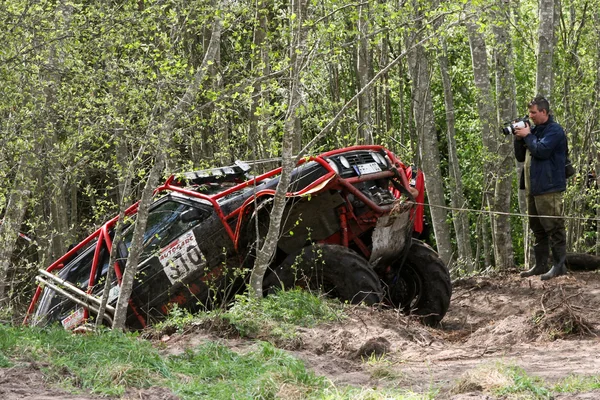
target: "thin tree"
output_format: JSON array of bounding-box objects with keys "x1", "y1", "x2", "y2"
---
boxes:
[
  {"x1": 536, "y1": 0, "x2": 556, "y2": 98},
  {"x1": 491, "y1": 1, "x2": 516, "y2": 269},
  {"x1": 406, "y1": 0, "x2": 453, "y2": 266},
  {"x1": 112, "y1": 12, "x2": 223, "y2": 330},
  {"x1": 467, "y1": 20, "x2": 496, "y2": 268},
  {"x1": 438, "y1": 38, "x2": 474, "y2": 270},
  {"x1": 357, "y1": 2, "x2": 373, "y2": 144},
  {"x1": 0, "y1": 155, "x2": 30, "y2": 307},
  {"x1": 249, "y1": 0, "x2": 309, "y2": 297}
]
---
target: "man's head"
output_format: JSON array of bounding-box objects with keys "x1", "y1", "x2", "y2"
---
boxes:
[{"x1": 528, "y1": 96, "x2": 550, "y2": 125}]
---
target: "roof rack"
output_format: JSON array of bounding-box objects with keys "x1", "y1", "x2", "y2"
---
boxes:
[{"x1": 176, "y1": 160, "x2": 252, "y2": 186}]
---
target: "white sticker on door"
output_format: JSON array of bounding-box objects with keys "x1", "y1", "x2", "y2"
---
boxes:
[{"x1": 159, "y1": 230, "x2": 205, "y2": 284}]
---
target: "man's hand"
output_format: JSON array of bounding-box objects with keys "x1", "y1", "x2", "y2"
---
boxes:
[{"x1": 514, "y1": 125, "x2": 530, "y2": 139}]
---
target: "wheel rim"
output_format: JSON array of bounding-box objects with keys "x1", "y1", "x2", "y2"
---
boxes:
[{"x1": 392, "y1": 265, "x2": 423, "y2": 312}]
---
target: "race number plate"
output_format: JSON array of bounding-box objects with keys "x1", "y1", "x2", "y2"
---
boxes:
[
  {"x1": 356, "y1": 162, "x2": 382, "y2": 175},
  {"x1": 159, "y1": 231, "x2": 206, "y2": 284},
  {"x1": 61, "y1": 307, "x2": 85, "y2": 330}
]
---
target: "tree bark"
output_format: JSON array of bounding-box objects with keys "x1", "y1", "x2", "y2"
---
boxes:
[
  {"x1": 112, "y1": 157, "x2": 163, "y2": 330},
  {"x1": 357, "y1": 2, "x2": 373, "y2": 144},
  {"x1": 112, "y1": 13, "x2": 223, "y2": 330},
  {"x1": 406, "y1": 7, "x2": 453, "y2": 266},
  {"x1": 491, "y1": 2, "x2": 516, "y2": 270},
  {"x1": 0, "y1": 156, "x2": 30, "y2": 307},
  {"x1": 249, "y1": 1, "x2": 271, "y2": 166},
  {"x1": 95, "y1": 133, "x2": 135, "y2": 328},
  {"x1": 250, "y1": 0, "x2": 308, "y2": 298},
  {"x1": 467, "y1": 21, "x2": 497, "y2": 269},
  {"x1": 537, "y1": 0, "x2": 556, "y2": 98},
  {"x1": 43, "y1": 3, "x2": 74, "y2": 260},
  {"x1": 438, "y1": 39, "x2": 474, "y2": 270}
]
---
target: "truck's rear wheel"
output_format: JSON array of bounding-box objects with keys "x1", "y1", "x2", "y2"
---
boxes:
[
  {"x1": 263, "y1": 244, "x2": 382, "y2": 305},
  {"x1": 387, "y1": 240, "x2": 451, "y2": 326}
]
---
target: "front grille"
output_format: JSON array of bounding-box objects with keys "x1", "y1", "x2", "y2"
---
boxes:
[
  {"x1": 340, "y1": 152, "x2": 374, "y2": 167},
  {"x1": 329, "y1": 150, "x2": 389, "y2": 179}
]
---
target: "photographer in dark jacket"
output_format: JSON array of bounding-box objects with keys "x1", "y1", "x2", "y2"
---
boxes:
[{"x1": 514, "y1": 96, "x2": 567, "y2": 280}]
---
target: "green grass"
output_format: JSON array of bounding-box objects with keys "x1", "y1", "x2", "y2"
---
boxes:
[
  {"x1": 167, "y1": 341, "x2": 325, "y2": 399},
  {"x1": 497, "y1": 366, "x2": 600, "y2": 398},
  {"x1": 0, "y1": 326, "x2": 166, "y2": 395},
  {"x1": 154, "y1": 288, "x2": 346, "y2": 341},
  {"x1": 552, "y1": 375, "x2": 600, "y2": 394},
  {"x1": 453, "y1": 362, "x2": 600, "y2": 399},
  {"x1": 1, "y1": 290, "x2": 432, "y2": 399},
  {"x1": 218, "y1": 289, "x2": 346, "y2": 338},
  {"x1": 0, "y1": 324, "x2": 329, "y2": 398},
  {"x1": 494, "y1": 366, "x2": 552, "y2": 399}
]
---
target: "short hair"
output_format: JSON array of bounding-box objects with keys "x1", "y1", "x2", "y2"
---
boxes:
[{"x1": 528, "y1": 96, "x2": 550, "y2": 114}]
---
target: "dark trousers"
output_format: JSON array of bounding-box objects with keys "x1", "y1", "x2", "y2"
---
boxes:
[{"x1": 527, "y1": 192, "x2": 566, "y2": 249}]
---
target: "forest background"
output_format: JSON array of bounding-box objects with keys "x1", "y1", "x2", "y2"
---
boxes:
[{"x1": 0, "y1": 0, "x2": 599, "y2": 319}]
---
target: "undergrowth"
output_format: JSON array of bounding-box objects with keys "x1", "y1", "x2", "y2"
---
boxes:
[
  {"x1": 452, "y1": 361, "x2": 600, "y2": 399},
  {"x1": 219, "y1": 289, "x2": 346, "y2": 338},
  {"x1": 0, "y1": 324, "x2": 328, "y2": 398},
  {"x1": 0, "y1": 291, "x2": 433, "y2": 399},
  {"x1": 154, "y1": 288, "x2": 346, "y2": 341}
]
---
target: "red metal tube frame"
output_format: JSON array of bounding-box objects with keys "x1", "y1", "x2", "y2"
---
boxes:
[{"x1": 24, "y1": 145, "x2": 411, "y2": 327}]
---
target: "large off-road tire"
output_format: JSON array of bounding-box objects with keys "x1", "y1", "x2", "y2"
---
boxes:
[
  {"x1": 386, "y1": 239, "x2": 451, "y2": 326},
  {"x1": 263, "y1": 243, "x2": 382, "y2": 305}
]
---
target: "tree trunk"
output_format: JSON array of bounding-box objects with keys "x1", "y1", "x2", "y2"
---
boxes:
[
  {"x1": 0, "y1": 156, "x2": 30, "y2": 307},
  {"x1": 43, "y1": 3, "x2": 74, "y2": 260},
  {"x1": 406, "y1": 16, "x2": 453, "y2": 266},
  {"x1": 96, "y1": 132, "x2": 135, "y2": 328},
  {"x1": 438, "y1": 39, "x2": 474, "y2": 270},
  {"x1": 112, "y1": 13, "x2": 223, "y2": 330},
  {"x1": 249, "y1": 1, "x2": 271, "y2": 165},
  {"x1": 491, "y1": 2, "x2": 516, "y2": 269},
  {"x1": 112, "y1": 156, "x2": 164, "y2": 330},
  {"x1": 357, "y1": 2, "x2": 373, "y2": 144},
  {"x1": 250, "y1": 0, "x2": 308, "y2": 298},
  {"x1": 537, "y1": 0, "x2": 556, "y2": 98},
  {"x1": 467, "y1": 21, "x2": 497, "y2": 268}
]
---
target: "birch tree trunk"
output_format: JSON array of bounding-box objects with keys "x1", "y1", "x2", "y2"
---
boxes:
[
  {"x1": 537, "y1": 0, "x2": 556, "y2": 98},
  {"x1": 438, "y1": 39, "x2": 474, "y2": 270},
  {"x1": 596, "y1": 20, "x2": 600, "y2": 256},
  {"x1": 249, "y1": 1, "x2": 271, "y2": 165},
  {"x1": 357, "y1": 2, "x2": 373, "y2": 144},
  {"x1": 467, "y1": 21, "x2": 496, "y2": 268},
  {"x1": 95, "y1": 133, "x2": 136, "y2": 328},
  {"x1": 491, "y1": 3, "x2": 516, "y2": 269},
  {"x1": 406, "y1": 6, "x2": 452, "y2": 265},
  {"x1": 43, "y1": 2, "x2": 74, "y2": 260},
  {"x1": 0, "y1": 156, "x2": 30, "y2": 307},
  {"x1": 113, "y1": 13, "x2": 223, "y2": 330},
  {"x1": 380, "y1": 34, "x2": 393, "y2": 136},
  {"x1": 250, "y1": 0, "x2": 308, "y2": 297}
]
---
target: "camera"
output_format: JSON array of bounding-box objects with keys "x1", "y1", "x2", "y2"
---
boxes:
[{"x1": 501, "y1": 116, "x2": 530, "y2": 135}]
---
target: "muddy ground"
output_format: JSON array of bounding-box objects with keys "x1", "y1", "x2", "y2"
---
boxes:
[{"x1": 3, "y1": 269, "x2": 600, "y2": 399}]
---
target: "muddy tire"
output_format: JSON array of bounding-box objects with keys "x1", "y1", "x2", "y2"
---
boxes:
[
  {"x1": 387, "y1": 239, "x2": 451, "y2": 326},
  {"x1": 263, "y1": 244, "x2": 382, "y2": 305}
]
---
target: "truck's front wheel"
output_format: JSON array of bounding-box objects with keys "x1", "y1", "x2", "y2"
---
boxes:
[{"x1": 387, "y1": 240, "x2": 451, "y2": 326}]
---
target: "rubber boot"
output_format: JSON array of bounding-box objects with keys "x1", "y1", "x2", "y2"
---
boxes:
[
  {"x1": 520, "y1": 242, "x2": 550, "y2": 278},
  {"x1": 541, "y1": 245, "x2": 567, "y2": 281}
]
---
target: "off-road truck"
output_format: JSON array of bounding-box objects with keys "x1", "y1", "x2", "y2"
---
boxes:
[{"x1": 24, "y1": 145, "x2": 451, "y2": 330}]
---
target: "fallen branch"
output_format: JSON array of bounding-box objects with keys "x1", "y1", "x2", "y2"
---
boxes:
[{"x1": 566, "y1": 253, "x2": 600, "y2": 271}]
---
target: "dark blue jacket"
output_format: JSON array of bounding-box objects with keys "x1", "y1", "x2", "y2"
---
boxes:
[{"x1": 514, "y1": 115, "x2": 566, "y2": 195}]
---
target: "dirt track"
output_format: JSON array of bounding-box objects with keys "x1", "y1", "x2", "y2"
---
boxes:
[
  {"x1": 3, "y1": 270, "x2": 600, "y2": 399},
  {"x1": 158, "y1": 269, "x2": 600, "y2": 399}
]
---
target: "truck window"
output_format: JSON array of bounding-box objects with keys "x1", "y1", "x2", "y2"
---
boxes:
[
  {"x1": 34, "y1": 242, "x2": 109, "y2": 327},
  {"x1": 120, "y1": 199, "x2": 208, "y2": 260}
]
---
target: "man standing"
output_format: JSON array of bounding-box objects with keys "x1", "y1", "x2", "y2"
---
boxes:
[{"x1": 514, "y1": 96, "x2": 568, "y2": 280}]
